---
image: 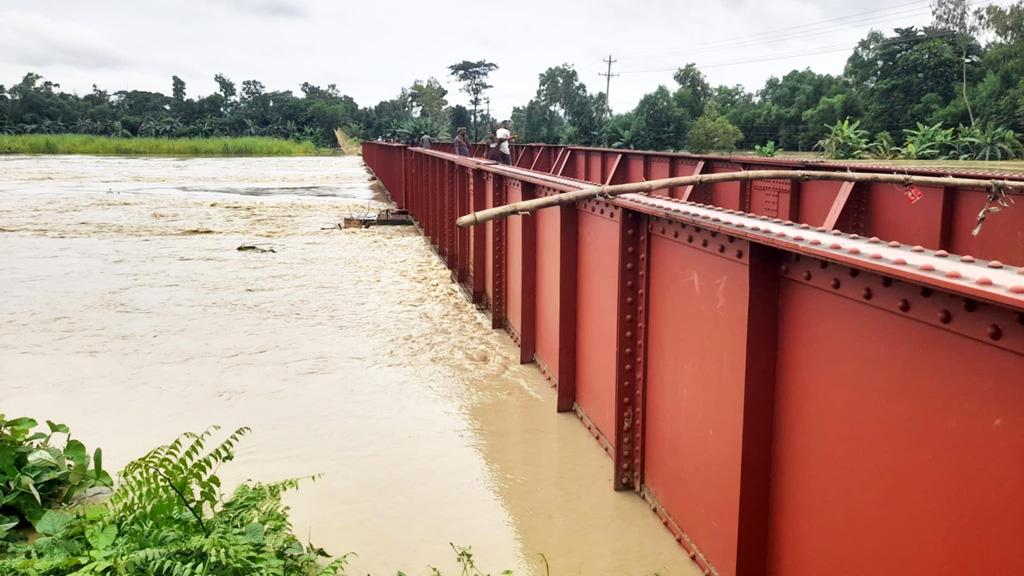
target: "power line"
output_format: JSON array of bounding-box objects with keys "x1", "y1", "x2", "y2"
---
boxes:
[
  {"x1": 618, "y1": 27, "x2": 965, "y2": 75},
  {"x1": 616, "y1": 0, "x2": 1004, "y2": 69},
  {"x1": 599, "y1": 55, "x2": 618, "y2": 114},
  {"x1": 625, "y1": 8, "x2": 935, "y2": 62},
  {"x1": 621, "y1": 0, "x2": 934, "y2": 59}
]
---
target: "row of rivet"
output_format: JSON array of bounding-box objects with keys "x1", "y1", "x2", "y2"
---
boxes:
[
  {"x1": 649, "y1": 218, "x2": 748, "y2": 262},
  {"x1": 617, "y1": 212, "x2": 643, "y2": 488},
  {"x1": 781, "y1": 253, "x2": 1023, "y2": 352},
  {"x1": 620, "y1": 195, "x2": 1024, "y2": 298}
]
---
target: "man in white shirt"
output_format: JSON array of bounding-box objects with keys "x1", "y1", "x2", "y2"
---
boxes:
[{"x1": 495, "y1": 121, "x2": 513, "y2": 164}]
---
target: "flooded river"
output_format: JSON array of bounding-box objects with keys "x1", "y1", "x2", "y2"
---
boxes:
[{"x1": 0, "y1": 155, "x2": 699, "y2": 576}]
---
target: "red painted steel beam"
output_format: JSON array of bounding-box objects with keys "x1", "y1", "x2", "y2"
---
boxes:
[
  {"x1": 555, "y1": 204, "x2": 578, "y2": 413},
  {"x1": 822, "y1": 180, "x2": 855, "y2": 230},
  {"x1": 470, "y1": 169, "x2": 487, "y2": 303},
  {"x1": 518, "y1": 183, "x2": 537, "y2": 364},
  {"x1": 490, "y1": 174, "x2": 507, "y2": 330},
  {"x1": 613, "y1": 209, "x2": 649, "y2": 491},
  {"x1": 604, "y1": 153, "x2": 624, "y2": 186},
  {"x1": 617, "y1": 194, "x2": 1024, "y2": 313},
  {"x1": 455, "y1": 167, "x2": 471, "y2": 285},
  {"x1": 734, "y1": 243, "x2": 780, "y2": 576},
  {"x1": 370, "y1": 145, "x2": 1024, "y2": 311}
]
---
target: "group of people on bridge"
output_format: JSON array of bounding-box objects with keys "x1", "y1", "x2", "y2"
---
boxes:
[{"x1": 408, "y1": 121, "x2": 515, "y2": 165}]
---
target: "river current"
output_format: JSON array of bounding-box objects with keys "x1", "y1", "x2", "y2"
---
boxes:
[{"x1": 0, "y1": 155, "x2": 698, "y2": 576}]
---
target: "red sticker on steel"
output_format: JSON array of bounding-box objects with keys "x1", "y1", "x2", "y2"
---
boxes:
[{"x1": 904, "y1": 185, "x2": 924, "y2": 204}]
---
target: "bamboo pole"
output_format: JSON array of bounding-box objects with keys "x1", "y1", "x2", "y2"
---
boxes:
[{"x1": 455, "y1": 169, "x2": 1023, "y2": 227}]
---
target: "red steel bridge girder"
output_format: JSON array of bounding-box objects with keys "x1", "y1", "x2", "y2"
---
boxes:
[
  {"x1": 363, "y1": 142, "x2": 1024, "y2": 576},
  {"x1": 428, "y1": 142, "x2": 1024, "y2": 267}
]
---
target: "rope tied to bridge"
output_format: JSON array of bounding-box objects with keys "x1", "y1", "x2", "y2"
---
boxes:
[{"x1": 454, "y1": 169, "x2": 1024, "y2": 229}]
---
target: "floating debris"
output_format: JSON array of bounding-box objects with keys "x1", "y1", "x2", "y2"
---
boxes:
[
  {"x1": 343, "y1": 208, "x2": 414, "y2": 229},
  {"x1": 237, "y1": 243, "x2": 276, "y2": 253}
]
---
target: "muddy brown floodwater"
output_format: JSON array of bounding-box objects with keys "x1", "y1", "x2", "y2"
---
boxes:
[{"x1": 0, "y1": 155, "x2": 700, "y2": 576}]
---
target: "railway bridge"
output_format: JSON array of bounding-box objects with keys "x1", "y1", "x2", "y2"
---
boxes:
[{"x1": 362, "y1": 141, "x2": 1024, "y2": 576}]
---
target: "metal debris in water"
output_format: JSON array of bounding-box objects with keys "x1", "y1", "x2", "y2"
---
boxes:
[{"x1": 343, "y1": 209, "x2": 414, "y2": 229}]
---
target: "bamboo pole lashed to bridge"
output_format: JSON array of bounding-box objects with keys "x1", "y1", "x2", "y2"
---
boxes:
[{"x1": 455, "y1": 170, "x2": 1023, "y2": 228}]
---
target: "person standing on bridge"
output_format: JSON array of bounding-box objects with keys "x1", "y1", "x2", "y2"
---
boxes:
[
  {"x1": 454, "y1": 127, "x2": 470, "y2": 156},
  {"x1": 419, "y1": 133, "x2": 432, "y2": 150},
  {"x1": 486, "y1": 129, "x2": 502, "y2": 162},
  {"x1": 496, "y1": 120, "x2": 513, "y2": 165}
]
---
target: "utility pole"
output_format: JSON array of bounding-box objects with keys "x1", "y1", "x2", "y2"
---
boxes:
[
  {"x1": 484, "y1": 97, "x2": 492, "y2": 136},
  {"x1": 599, "y1": 55, "x2": 618, "y2": 116}
]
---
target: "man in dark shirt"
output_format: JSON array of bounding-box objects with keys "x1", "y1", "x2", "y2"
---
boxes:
[{"x1": 454, "y1": 127, "x2": 470, "y2": 156}]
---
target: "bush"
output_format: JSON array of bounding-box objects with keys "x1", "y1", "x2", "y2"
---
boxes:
[
  {"x1": 686, "y1": 114, "x2": 743, "y2": 153},
  {"x1": 0, "y1": 415, "x2": 111, "y2": 537},
  {"x1": 754, "y1": 140, "x2": 780, "y2": 157},
  {"x1": 869, "y1": 131, "x2": 899, "y2": 160},
  {"x1": 0, "y1": 426, "x2": 347, "y2": 576}
]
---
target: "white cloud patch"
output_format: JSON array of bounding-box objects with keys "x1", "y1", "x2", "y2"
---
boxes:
[
  {"x1": 208, "y1": 0, "x2": 308, "y2": 18},
  {"x1": 0, "y1": 10, "x2": 128, "y2": 70}
]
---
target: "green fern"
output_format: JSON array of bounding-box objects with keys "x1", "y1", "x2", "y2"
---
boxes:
[{"x1": 0, "y1": 427, "x2": 347, "y2": 576}]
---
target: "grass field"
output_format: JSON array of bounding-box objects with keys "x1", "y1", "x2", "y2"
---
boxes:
[{"x1": 0, "y1": 134, "x2": 318, "y2": 156}]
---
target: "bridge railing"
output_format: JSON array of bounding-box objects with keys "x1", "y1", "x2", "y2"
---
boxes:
[{"x1": 362, "y1": 141, "x2": 1024, "y2": 576}]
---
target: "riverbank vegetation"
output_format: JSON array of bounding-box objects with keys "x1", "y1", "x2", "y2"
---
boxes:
[
  {"x1": 0, "y1": 416, "x2": 512, "y2": 576},
  {"x1": 502, "y1": 0, "x2": 1024, "y2": 159},
  {"x1": 0, "y1": 135, "x2": 317, "y2": 156},
  {"x1": 0, "y1": 418, "x2": 347, "y2": 575},
  {"x1": 2, "y1": 0, "x2": 1022, "y2": 160}
]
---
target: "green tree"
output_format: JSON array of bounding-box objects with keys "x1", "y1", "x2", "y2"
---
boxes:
[
  {"x1": 973, "y1": 1, "x2": 1024, "y2": 131},
  {"x1": 409, "y1": 78, "x2": 449, "y2": 120},
  {"x1": 534, "y1": 64, "x2": 603, "y2": 144},
  {"x1": 447, "y1": 60, "x2": 498, "y2": 140},
  {"x1": 511, "y1": 99, "x2": 564, "y2": 144},
  {"x1": 448, "y1": 104, "x2": 472, "y2": 138},
  {"x1": 931, "y1": 0, "x2": 981, "y2": 125},
  {"x1": 214, "y1": 74, "x2": 236, "y2": 100},
  {"x1": 629, "y1": 86, "x2": 684, "y2": 150},
  {"x1": 756, "y1": 69, "x2": 851, "y2": 150},
  {"x1": 686, "y1": 104, "x2": 744, "y2": 153},
  {"x1": 671, "y1": 63, "x2": 711, "y2": 137},
  {"x1": 845, "y1": 27, "x2": 974, "y2": 133},
  {"x1": 171, "y1": 76, "x2": 186, "y2": 101}
]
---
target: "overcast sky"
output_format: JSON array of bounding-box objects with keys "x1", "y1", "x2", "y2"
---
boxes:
[{"x1": 0, "y1": 0, "x2": 963, "y2": 118}]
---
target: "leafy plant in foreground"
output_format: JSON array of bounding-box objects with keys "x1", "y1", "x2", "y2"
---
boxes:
[
  {"x1": 0, "y1": 426, "x2": 346, "y2": 576},
  {"x1": 0, "y1": 415, "x2": 111, "y2": 536}
]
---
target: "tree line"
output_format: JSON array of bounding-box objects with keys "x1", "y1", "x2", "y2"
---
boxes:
[{"x1": 1, "y1": 0, "x2": 1021, "y2": 159}]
